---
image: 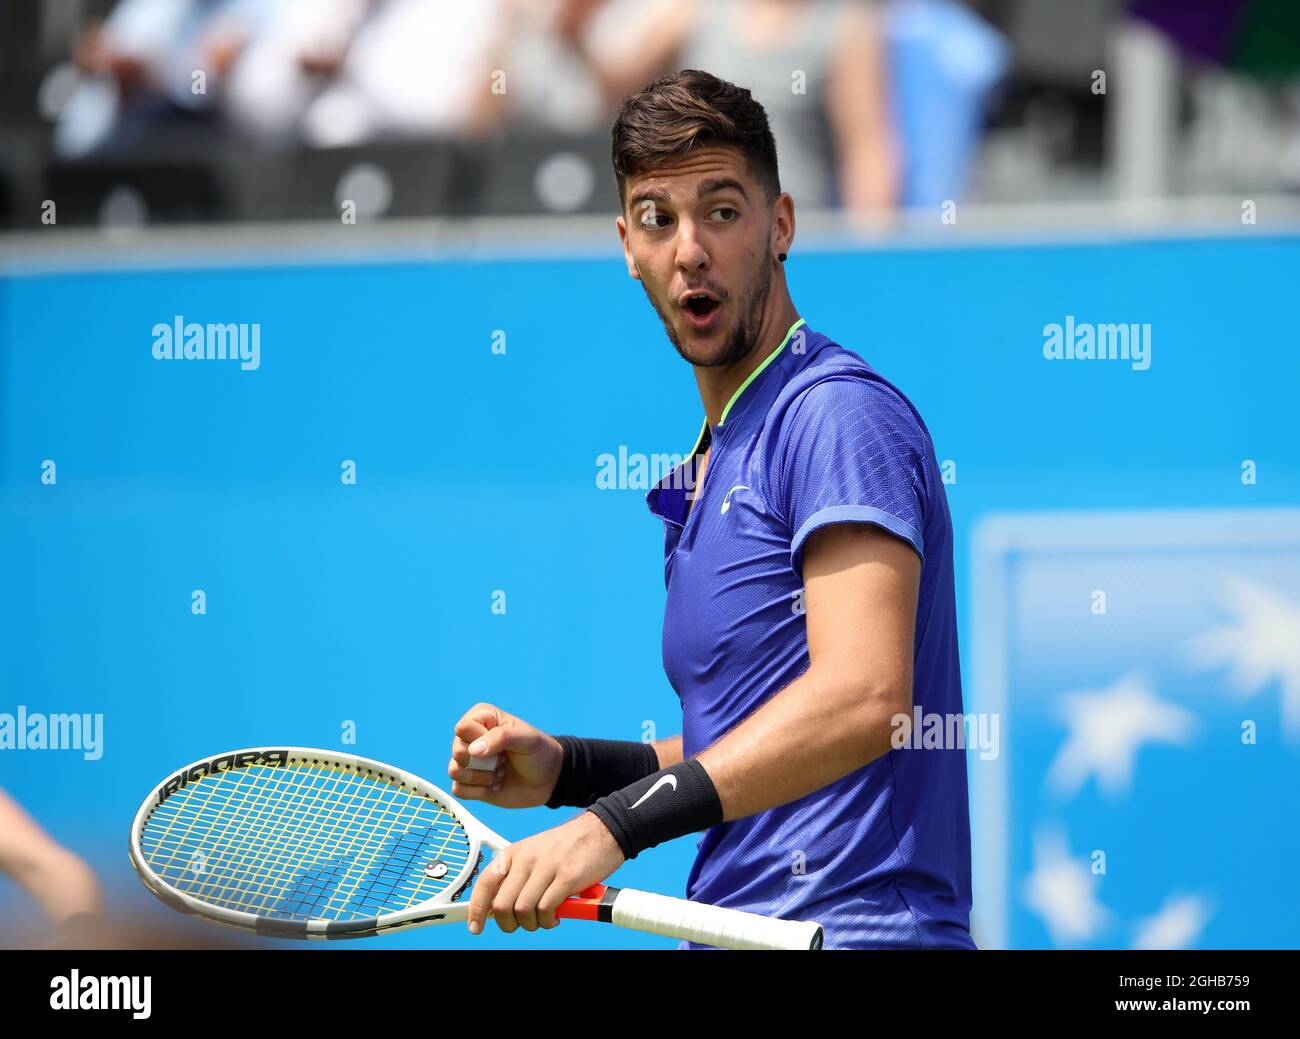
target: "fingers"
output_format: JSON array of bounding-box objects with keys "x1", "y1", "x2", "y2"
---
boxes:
[
  {"x1": 468, "y1": 849, "x2": 545, "y2": 935},
  {"x1": 466, "y1": 848, "x2": 510, "y2": 936},
  {"x1": 447, "y1": 755, "x2": 506, "y2": 801},
  {"x1": 507, "y1": 865, "x2": 561, "y2": 933},
  {"x1": 451, "y1": 702, "x2": 503, "y2": 761},
  {"x1": 446, "y1": 754, "x2": 500, "y2": 787},
  {"x1": 449, "y1": 703, "x2": 509, "y2": 796},
  {"x1": 534, "y1": 878, "x2": 569, "y2": 930},
  {"x1": 450, "y1": 703, "x2": 517, "y2": 767},
  {"x1": 465, "y1": 849, "x2": 565, "y2": 935},
  {"x1": 465, "y1": 727, "x2": 511, "y2": 761}
]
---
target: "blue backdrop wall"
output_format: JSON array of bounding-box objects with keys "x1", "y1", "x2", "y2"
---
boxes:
[{"x1": 3, "y1": 230, "x2": 1298, "y2": 948}]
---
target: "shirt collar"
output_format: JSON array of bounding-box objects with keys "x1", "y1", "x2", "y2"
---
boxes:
[
  {"x1": 646, "y1": 317, "x2": 808, "y2": 525},
  {"x1": 715, "y1": 317, "x2": 806, "y2": 431}
]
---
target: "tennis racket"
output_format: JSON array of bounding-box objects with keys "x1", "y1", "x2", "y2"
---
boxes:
[{"x1": 129, "y1": 747, "x2": 823, "y2": 950}]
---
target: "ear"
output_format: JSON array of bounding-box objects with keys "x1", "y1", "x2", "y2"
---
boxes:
[
  {"x1": 772, "y1": 192, "x2": 796, "y2": 262},
  {"x1": 615, "y1": 215, "x2": 641, "y2": 281}
]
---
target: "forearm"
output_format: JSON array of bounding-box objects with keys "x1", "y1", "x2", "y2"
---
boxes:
[
  {"x1": 586, "y1": 665, "x2": 907, "y2": 863},
  {"x1": 652, "y1": 734, "x2": 683, "y2": 769},
  {"x1": 6, "y1": 845, "x2": 102, "y2": 926},
  {"x1": 696, "y1": 665, "x2": 907, "y2": 821},
  {"x1": 842, "y1": 140, "x2": 899, "y2": 215}
]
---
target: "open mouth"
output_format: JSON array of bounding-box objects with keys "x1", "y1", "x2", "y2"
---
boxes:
[
  {"x1": 686, "y1": 294, "x2": 719, "y2": 317},
  {"x1": 680, "y1": 291, "x2": 722, "y2": 327}
]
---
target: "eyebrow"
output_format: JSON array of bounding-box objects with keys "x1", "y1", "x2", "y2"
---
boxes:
[
  {"x1": 696, "y1": 177, "x2": 749, "y2": 201},
  {"x1": 628, "y1": 186, "x2": 671, "y2": 212},
  {"x1": 627, "y1": 177, "x2": 750, "y2": 213}
]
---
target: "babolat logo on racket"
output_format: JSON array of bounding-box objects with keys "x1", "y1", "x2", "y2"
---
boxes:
[{"x1": 157, "y1": 749, "x2": 289, "y2": 803}]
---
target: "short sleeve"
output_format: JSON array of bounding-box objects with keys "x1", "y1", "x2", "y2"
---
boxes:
[{"x1": 764, "y1": 374, "x2": 928, "y2": 576}]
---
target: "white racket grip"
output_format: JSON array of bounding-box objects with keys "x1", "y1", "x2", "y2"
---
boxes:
[{"x1": 609, "y1": 888, "x2": 823, "y2": 950}]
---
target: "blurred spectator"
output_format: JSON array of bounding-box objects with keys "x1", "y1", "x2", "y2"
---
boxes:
[
  {"x1": 224, "y1": 0, "x2": 504, "y2": 148},
  {"x1": 489, "y1": 0, "x2": 900, "y2": 214},
  {"x1": 884, "y1": 0, "x2": 1008, "y2": 207},
  {"x1": 24, "y1": 0, "x2": 1010, "y2": 221},
  {"x1": 0, "y1": 787, "x2": 102, "y2": 941},
  {"x1": 468, "y1": 0, "x2": 649, "y2": 136},
  {"x1": 51, "y1": 0, "x2": 262, "y2": 158},
  {"x1": 221, "y1": 0, "x2": 369, "y2": 144}
]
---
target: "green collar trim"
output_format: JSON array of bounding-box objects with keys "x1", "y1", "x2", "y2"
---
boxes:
[
  {"x1": 686, "y1": 415, "x2": 710, "y2": 460},
  {"x1": 718, "y1": 317, "x2": 805, "y2": 427},
  {"x1": 678, "y1": 317, "x2": 806, "y2": 463}
]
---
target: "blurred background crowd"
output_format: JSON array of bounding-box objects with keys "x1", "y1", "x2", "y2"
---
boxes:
[{"x1": 1, "y1": 0, "x2": 1299, "y2": 228}]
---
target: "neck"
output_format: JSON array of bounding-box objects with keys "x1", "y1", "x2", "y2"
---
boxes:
[{"x1": 694, "y1": 292, "x2": 800, "y2": 428}]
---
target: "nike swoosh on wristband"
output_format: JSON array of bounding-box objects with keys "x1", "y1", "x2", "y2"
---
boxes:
[{"x1": 629, "y1": 774, "x2": 677, "y2": 809}]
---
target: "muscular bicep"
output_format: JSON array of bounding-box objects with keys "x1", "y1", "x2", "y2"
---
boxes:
[{"x1": 801, "y1": 523, "x2": 919, "y2": 711}]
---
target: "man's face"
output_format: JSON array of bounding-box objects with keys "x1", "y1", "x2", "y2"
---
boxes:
[{"x1": 618, "y1": 147, "x2": 776, "y2": 369}]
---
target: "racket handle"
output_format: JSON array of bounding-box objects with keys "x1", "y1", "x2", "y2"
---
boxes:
[{"x1": 608, "y1": 887, "x2": 823, "y2": 951}]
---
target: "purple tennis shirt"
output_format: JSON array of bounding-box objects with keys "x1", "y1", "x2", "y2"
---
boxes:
[{"x1": 646, "y1": 318, "x2": 975, "y2": 950}]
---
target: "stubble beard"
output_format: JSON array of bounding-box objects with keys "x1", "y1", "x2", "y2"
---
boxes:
[{"x1": 645, "y1": 250, "x2": 776, "y2": 370}]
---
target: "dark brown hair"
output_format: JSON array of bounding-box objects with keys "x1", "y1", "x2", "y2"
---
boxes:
[{"x1": 611, "y1": 69, "x2": 781, "y2": 207}]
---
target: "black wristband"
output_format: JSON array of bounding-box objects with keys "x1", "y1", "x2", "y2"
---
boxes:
[
  {"x1": 545, "y1": 735, "x2": 661, "y2": 809},
  {"x1": 587, "y1": 759, "x2": 723, "y2": 861}
]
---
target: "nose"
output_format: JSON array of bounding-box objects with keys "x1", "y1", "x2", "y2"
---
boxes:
[{"x1": 674, "y1": 220, "x2": 710, "y2": 274}]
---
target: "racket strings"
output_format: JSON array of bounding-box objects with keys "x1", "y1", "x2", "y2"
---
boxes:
[
  {"x1": 253, "y1": 765, "x2": 464, "y2": 917},
  {"x1": 139, "y1": 759, "x2": 473, "y2": 922},
  {"x1": 154, "y1": 764, "x2": 466, "y2": 918}
]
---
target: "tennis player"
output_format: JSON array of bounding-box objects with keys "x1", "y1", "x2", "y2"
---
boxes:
[{"x1": 450, "y1": 69, "x2": 974, "y2": 950}]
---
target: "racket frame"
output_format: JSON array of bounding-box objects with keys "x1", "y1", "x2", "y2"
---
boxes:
[{"x1": 129, "y1": 746, "x2": 503, "y2": 939}]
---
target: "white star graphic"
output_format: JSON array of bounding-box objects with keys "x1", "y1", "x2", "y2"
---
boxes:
[
  {"x1": 1045, "y1": 673, "x2": 1199, "y2": 798},
  {"x1": 1186, "y1": 576, "x2": 1300, "y2": 741},
  {"x1": 1131, "y1": 893, "x2": 1214, "y2": 950},
  {"x1": 1021, "y1": 829, "x2": 1109, "y2": 947}
]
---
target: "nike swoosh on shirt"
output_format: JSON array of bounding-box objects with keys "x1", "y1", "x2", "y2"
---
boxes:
[{"x1": 630, "y1": 774, "x2": 678, "y2": 809}]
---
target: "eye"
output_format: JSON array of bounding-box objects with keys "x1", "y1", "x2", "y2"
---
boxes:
[
  {"x1": 710, "y1": 206, "x2": 739, "y2": 222},
  {"x1": 639, "y1": 209, "x2": 671, "y2": 230}
]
